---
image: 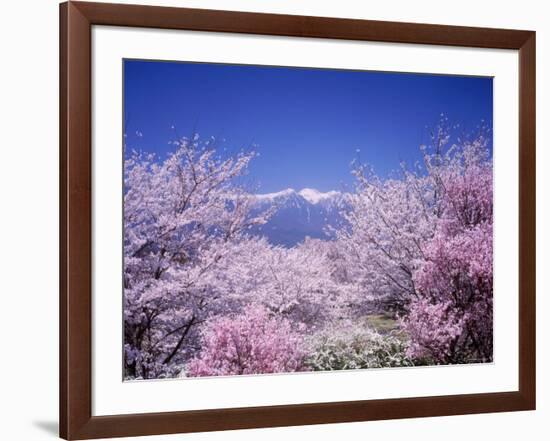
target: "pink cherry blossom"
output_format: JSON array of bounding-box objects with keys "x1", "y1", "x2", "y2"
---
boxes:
[{"x1": 187, "y1": 305, "x2": 308, "y2": 376}]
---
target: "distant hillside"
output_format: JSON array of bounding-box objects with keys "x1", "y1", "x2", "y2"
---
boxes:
[{"x1": 249, "y1": 188, "x2": 348, "y2": 247}]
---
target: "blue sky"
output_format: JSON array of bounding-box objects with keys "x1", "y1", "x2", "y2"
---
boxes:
[{"x1": 124, "y1": 60, "x2": 492, "y2": 193}]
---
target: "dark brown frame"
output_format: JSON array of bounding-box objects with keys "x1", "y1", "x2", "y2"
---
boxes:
[{"x1": 59, "y1": 1, "x2": 536, "y2": 439}]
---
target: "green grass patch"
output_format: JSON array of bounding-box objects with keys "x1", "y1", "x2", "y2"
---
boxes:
[{"x1": 364, "y1": 314, "x2": 399, "y2": 334}]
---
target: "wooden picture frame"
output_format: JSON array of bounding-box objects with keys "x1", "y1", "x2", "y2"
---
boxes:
[{"x1": 60, "y1": 1, "x2": 536, "y2": 439}]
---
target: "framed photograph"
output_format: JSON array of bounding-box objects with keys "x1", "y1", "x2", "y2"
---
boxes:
[{"x1": 60, "y1": 1, "x2": 536, "y2": 439}]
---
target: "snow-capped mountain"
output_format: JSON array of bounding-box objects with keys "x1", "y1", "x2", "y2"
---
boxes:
[{"x1": 250, "y1": 188, "x2": 348, "y2": 247}]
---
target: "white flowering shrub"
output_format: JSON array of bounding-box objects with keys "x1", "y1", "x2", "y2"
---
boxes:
[{"x1": 306, "y1": 326, "x2": 413, "y2": 371}]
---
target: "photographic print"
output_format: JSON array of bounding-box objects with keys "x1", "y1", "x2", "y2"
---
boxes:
[{"x1": 123, "y1": 60, "x2": 493, "y2": 381}]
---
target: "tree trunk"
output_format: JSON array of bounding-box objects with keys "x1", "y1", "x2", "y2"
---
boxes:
[{"x1": 162, "y1": 316, "x2": 196, "y2": 365}]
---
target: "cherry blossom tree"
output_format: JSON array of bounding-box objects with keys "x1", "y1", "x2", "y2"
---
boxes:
[
  {"x1": 187, "y1": 305, "x2": 308, "y2": 376},
  {"x1": 218, "y1": 237, "x2": 348, "y2": 330},
  {"x1": 124, "y1": 135, "x2": 270, "y2": 379},
  {"x1": 402, "y1": 140, "x2": 493, "y2": 363},
  {"x1": 338, "y1": 122, "x2": 493, "y2": 363}
]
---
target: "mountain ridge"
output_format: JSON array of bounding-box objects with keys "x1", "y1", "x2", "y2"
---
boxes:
[{"x1": 249, "y1": 188, "x2": 348, "y2": 247}]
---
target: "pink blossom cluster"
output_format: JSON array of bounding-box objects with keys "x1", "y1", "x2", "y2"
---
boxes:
[
  {"x1": 402, "y1": 146, "x2": 493, "y2": 363},
  {"x1": 187, "y1": 305, "x2": 308, "y2": 376},
  {"x1": 341, "y1": 123, "x2": 493, "y2": 364}
]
